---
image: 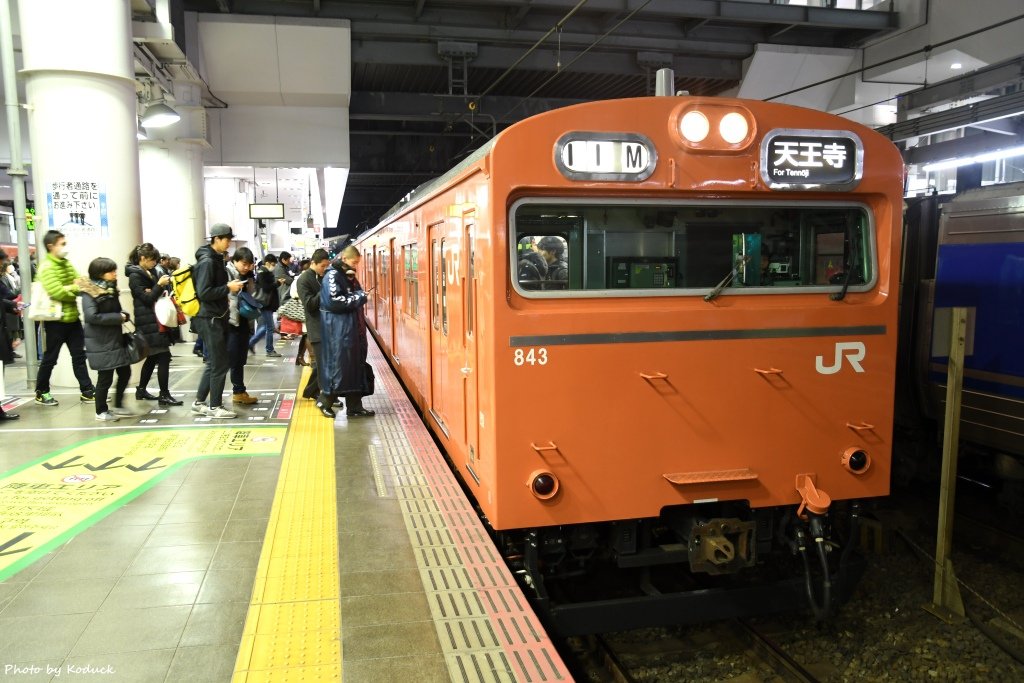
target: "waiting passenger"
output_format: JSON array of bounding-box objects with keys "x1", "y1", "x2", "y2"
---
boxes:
[
  {"x1": 125, "y1": 243, "x2": 180, "y2": 405},
  {"x1": 318, "y1": 245, "x2": 374, "y2": 419},
  {"x1": 296, "y1": 249, "x2": 331, "y2": 401},
  {"x1": 517, "y1": 250, "x2": 548, "y2": 290},
  {"x1": 226, "y1": 248, "x2": 259, "y2": 405},
  {"x1": 537, "y1": 236, "x2": 568, "y2": 288},
  {"x1": 77, "y1": 258, "x2": 134, "y2": 422}
]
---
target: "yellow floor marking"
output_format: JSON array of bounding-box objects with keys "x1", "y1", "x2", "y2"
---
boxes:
[
  {"x1": 0, "y1": 426, "x2": 286, "y2": 581},
  {"x1": 233, "y1": 368, "x2": 342, "y2": 682}
]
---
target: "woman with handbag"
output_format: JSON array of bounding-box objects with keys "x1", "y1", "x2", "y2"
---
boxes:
[
  {"x1": 77, "y1": 257, "x2": 134, "y2": 422},
  {"x1": 125, "y1": 243, "x2": 182, "y2": 406}
]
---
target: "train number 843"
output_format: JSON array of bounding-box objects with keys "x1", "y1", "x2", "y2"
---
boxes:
[{"x1": 513, "y1": 348, "x2": 549, "y2": 366}]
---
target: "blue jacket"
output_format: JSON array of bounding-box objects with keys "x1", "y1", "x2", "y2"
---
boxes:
[{"x1": 319, "y1": 265, "x2": 368, "y2": 396}]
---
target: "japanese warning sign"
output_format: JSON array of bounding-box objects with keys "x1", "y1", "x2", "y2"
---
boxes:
[
  {"x1": 46, "y1": 179, "x2": 109, "y2": 238},
  {"x1": 0, "y1": 426, "x2": 285, "y2": 581}
]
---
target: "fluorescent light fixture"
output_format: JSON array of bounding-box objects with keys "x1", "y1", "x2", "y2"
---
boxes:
[
  {"x1": 950, "y1": 62, "x2": 962, "y2": 70},
  {"x1": 922, "y1": 145, "x2": 1024, "y2": 173},
  {"x1": 141, "y1": 101, "x2": 180, "y2": 128},
  {"x1": 136, "y1": 122, "x2": 148, "y2": 140}
]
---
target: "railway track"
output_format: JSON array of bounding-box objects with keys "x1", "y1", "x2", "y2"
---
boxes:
[{"x1": 571, "y1": 619, "x2": 822, "y2": 683}]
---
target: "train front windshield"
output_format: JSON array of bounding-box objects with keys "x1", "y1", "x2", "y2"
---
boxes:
[{"x1": 511, "y1": 200, "x2": 874, "y2": 296}]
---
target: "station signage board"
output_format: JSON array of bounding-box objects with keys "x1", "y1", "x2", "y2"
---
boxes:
[
  {"x1": 554, "y1": 132, "x2": 657, "y2": 182},
  {"x1": 760, "y1": 129, "x2": 863, "y2": 191}
]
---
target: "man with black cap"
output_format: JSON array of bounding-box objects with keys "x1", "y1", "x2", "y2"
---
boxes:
[{"x1": 191, "y1": 223, "x2": 244, "y2": 418}]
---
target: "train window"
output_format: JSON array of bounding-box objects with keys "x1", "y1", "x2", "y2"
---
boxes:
[
  {"x1": 441, "y1": 238, "x2": 448, "y2": 336},
  {"x1": 432, "y1": 239, "x2": 440, "y2": 329},
  {"x1": 511, "y1": 200, "x2": 874, "y2": 297},
  {"x1": 404, "y1": 243, "x2": 419, "y2": 319}
]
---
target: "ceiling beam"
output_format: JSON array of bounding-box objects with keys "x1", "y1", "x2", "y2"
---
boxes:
[
  {"x1": 899, "y1": 56, "x2": 1024, "y2": 114},
  {"x1": 903, "y1": 131, "x2": 1024, "y2": 165},
  {"x1": 349, "y1": 91, "x2": 587, "y2": 125},
  {"x1": 879, "y1": 90, "x2": 1024, "y2": 142},
  {"x1": 352, "y1": 42, "x2": 741, "y2": 80}
]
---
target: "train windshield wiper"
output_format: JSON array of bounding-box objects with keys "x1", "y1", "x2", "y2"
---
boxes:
[{"x1": 704, "y1": 255, "x2": 749, "y2": 302}]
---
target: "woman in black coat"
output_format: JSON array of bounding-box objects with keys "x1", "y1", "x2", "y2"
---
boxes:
[
  {"x1": 248, "y1": 254, "x2": 282, "y2": 357},
  {"x1": 317, "y1": 246, "x2": 374, "y2": 419},
  {"x1": 126, "y1": 243, "x2": 181, "y2": 405},
  {"x1": 78, "y1": 257, "x2": 132, "y2": 422},
  {"x1": 0, "y1": 253, "x2": 20, "y2": 421}
]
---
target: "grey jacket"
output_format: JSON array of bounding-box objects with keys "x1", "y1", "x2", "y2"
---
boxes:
[
  {"x1": 78, "y1": 279, "x2": 132, "y2": 371},
  {"x1": 274, "y1": 262, "x2": 294, "y2": 303},
  {"x1": 226, "y1": 261, "x2": 256, "y2": 329}
]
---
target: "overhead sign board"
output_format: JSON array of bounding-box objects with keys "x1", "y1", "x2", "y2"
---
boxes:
[
  {"x1": 554, "y1": 132, "x2": 657, "y2": 182},
  {"x1": 761, "y1": 129, "x2": 863, "y2": 191},
  {"x1": 249, "y1": 203, "x2": 285, "y2": 219}
]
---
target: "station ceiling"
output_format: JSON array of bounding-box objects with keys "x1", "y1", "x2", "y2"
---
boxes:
[{"x1": 181, "y1": 0, "x2": 897, "y2": 232}]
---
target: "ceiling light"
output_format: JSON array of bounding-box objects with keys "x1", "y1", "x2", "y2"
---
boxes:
[
  {"x1": 950, "y1": 62, "x2": 962, "y2": 70},
  {"x1": 921, "y1": 144, "x2": 1024, "y2": 172},
  {"x1": 141, "y1": 101, "x2": 180, "y2": 128}
]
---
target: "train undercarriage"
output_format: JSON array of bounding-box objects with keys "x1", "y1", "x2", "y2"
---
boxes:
[{"x1": 497, "y1": 500, "x2": 867, "y2": 636}]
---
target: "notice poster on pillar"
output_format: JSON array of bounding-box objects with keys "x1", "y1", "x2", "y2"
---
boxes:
[{"x1": 45, "y1": 179, "x2": 109, "y2": 239}]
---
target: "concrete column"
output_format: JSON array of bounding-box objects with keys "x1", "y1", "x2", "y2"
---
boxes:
[
  {"x1": 140, "y1": 78, "x2": 208, "y2": 265},
  {"x1": 18, "y1": 0, "x2": 142, "y2": 388}
]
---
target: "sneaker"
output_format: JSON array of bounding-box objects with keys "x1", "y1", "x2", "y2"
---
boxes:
[
  {"x1": 95, "y1": 411, "x2": 120, "y2": 422},
  {"x1": 266, "y1": 350, "x2": 282, "y2": 358},
  {"x1": 207, "y1": 406, "x2": 237, "y2": 419},
  {"x1": 232, "y1": 392, "x2": 258, "y2": 405},
  {"x1": 110, "y1": 407, "x2": 136, "y2": 417},
  {"x1": 35, "y1": 392, "x2": 59, "y2": 407},
  {"x1": 80, "y1": 389, "x2": 95, "y2": 402},
  {"x1": 190, "y1": 401, "x2": 209, "y2": 415}
]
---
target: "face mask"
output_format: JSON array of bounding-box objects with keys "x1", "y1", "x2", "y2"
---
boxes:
[{"x1": 56, "y1": 247, "x2": 69, "y2": 258}]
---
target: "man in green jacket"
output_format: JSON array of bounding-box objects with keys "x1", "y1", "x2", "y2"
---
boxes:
[{"x1": 34, "y1": 230, "x2": 95, "y2": 406}]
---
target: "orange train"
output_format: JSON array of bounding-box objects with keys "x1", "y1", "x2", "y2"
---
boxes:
[{"x1": 352, "y1": 95, "x2": 904, "y2": 632}]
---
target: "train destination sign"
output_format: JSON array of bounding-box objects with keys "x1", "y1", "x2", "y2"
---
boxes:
[
  {"x1": 555, "y1": 132, "x2": 657, "y2": 182},
  {"x1": 760, "y1": 129, "x2": 863, "y2": 191}
]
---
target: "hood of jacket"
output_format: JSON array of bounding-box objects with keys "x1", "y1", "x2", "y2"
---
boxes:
[
  {"x1": 124, "y1": 263, "x2": 151, "y2": 279},
  {"x1": 195, "y1": 243, "x2": 222, "y2": 263},
  {"x1": 76, "y1": 277, "x2": 116, "y2": 299}
]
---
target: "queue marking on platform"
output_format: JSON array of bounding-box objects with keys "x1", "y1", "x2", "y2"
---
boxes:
[{"x1": 0, "y1": 426, "x2": 286, "y2": 581}]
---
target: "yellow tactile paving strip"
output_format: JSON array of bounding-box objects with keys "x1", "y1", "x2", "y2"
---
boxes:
[{"x1": 233, "y1": 368, "x2": 342, "y2": 682}]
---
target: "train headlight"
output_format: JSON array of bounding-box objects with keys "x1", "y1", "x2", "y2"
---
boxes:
[
  {"x1": 527, "y1": 470, "x2": 560, "y2": 500},
  {"x1": 680, "y1": 111, "x2": 710, "y2": 143},
  {"x1": 719, "y1": 112, "x2": 749, "y2": 144},
  {"x1": 670, "y1": 103, "x2": 755, "y2": 152},
  {"x1": 841, "y1": 447, "x2": 871, "y2": 474}
]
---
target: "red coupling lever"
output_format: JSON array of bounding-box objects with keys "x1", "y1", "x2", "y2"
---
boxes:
[{"x1": 795, "y1": 474, "x2": 832, "y2": 520}]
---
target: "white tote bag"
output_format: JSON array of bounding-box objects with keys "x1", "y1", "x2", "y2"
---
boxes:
[
  {"x1": 154, "y1": 291, "x2": 179, "y2": 328},
  {"x1": 27, "y1": 280, "x2": 63, "y2": 321}
]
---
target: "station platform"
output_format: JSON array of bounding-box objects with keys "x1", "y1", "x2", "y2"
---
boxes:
[{"x1": 0, "y1": 335, "x2": 569, "y2": 682}]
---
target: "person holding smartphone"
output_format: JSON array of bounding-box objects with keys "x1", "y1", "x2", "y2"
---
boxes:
[{"x1": 0, "y1": 252, "x2": 19, "y2": 420}]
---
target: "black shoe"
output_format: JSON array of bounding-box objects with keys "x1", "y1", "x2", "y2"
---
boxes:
[
  {"x1": 0, "y1": 411, "x2": 19, "y2": 421},
  {"x1": 136, "y1": 389, "x2": 159, "y2": 401},
  {"x1": 346, "y1": 408, "x2": 375, "y2": 417},
  {"x1": 316, "y1": 402, "x2": 336, "y2": 418},
  {"x1": 158, "y1": 394, "x2": 184, "y2": 406},
  {"x1": 80, "y1": 389, "x2": 95, "y2": 402}
]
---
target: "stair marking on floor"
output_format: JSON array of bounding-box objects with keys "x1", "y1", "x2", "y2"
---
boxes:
[
  {"x1": 0, "y1": 426, "x2": 286, "y2": 581},
  {"x1": 233, "y1": 368, "x2": 342, "y2": 683}
]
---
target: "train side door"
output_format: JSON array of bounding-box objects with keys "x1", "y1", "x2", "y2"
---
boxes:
[
  {"x1": 429, "y1": 222, "x2": 449, "y2": 434},
  {"x1": 463, "y1": 219, "x2": 479, "y2": 470},
  {"x1": 364, "y1": 248, "x2": 376, "y2": 328},
  {"x1": 377, "y1": 243, "x2": 393, "y2": 354}
]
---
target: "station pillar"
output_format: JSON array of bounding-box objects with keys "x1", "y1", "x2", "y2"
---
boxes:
[{"x1": 18, "y1": 0, "x2": 143, "y2": 388}]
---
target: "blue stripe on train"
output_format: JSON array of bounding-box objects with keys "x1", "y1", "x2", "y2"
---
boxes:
[{"x1": 931, "y1": 242, "x2": 1024, "y2": 391}]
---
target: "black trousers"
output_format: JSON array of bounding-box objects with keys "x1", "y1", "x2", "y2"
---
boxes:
[
  {"x1": 302, "y1": 341, "x2": 320, "y2": 398},
  {"x1": 194, "y1": 316, "x2": 229, "y2": 408},
  {"x1": 95, "y1": 365, "x2": 130, "y2": 414},
  {"x1": 226, "y1": 323, "x2": 250, "y2": 394},
  {"x1": 35, "y1": 321, "x2": 94, "y2": 394},
  {"x1": 139, "y1": 349, "x2": 171, "y2": 394}
]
